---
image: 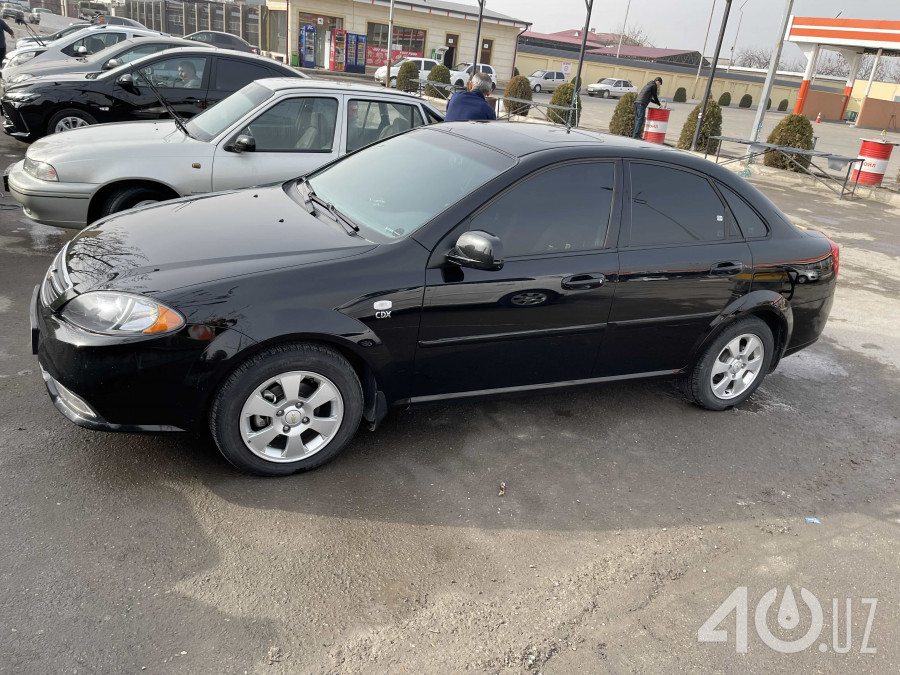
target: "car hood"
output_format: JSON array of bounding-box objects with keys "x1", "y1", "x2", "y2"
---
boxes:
[
  {"x1": 64, "y1": 185, "x2": 376, "y2": 295},
  {"x1": 28, "y1": 120, "x2": 209, "y2": 166}
]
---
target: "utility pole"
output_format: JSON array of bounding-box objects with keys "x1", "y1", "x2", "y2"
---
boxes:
[
  {"x1": 749, "y1": 0, "x2": 794, "y2": 143},
  {"x1": 691, "y1": 0, "x2": 732, "y2": 151},
  {"x1": 568, "y1": 0, "x2": 594, "y2": 129},
  {"x1": 472, "y1": 0, "x2": 485, "y2": 85},
  {"x1": 727, "y1": 0, "x2": 750, "y2": 73},
  {"x1": 384, "y1": 0, "x2": 395, "y2": 87},
  {"x1": 692, "y1": 0, "x2": 716, "y2": 99},
  {"x1": 615, "y1": 0, "x2": 631, "y2": 59}
]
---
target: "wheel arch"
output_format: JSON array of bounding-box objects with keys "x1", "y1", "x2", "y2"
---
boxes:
[
  {"x1": 87, "y1": 179, "x2": 182, "y2": 225},
  {"x1": 687, "y1": 291, "x2": 793, "y2": 373}
]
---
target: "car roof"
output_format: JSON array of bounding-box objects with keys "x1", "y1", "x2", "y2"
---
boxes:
[
  {"x1": 188, "y1": 30, "x2": 250, "y2": 42},
  {"x1": 255, "y1": 77, "x2": 433, "y2": 99},
  {"x1": 116, "y1": 46, "x2": 283, "y2": 70}
]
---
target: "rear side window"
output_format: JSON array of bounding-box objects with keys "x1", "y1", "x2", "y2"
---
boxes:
[
  {"x1": 718, "y1": 184, "x2": 770, "y2": 238},
  {"x1": 346, "y1": 99, "x2": 424, "y2": 152},
  {"x1": 629, "y1": 163, "x2": 727, "y2": 246},
  {"x1": 470, "y1": 162, "x2": 615, "y2": 257},
  {"x1": 215, "y1": 59, "x2": 271, "y2": 90}
]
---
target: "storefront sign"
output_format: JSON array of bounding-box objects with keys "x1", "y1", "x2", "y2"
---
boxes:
[{"x1": 366, "y1": 46, "x2": 422, "y2": 66}]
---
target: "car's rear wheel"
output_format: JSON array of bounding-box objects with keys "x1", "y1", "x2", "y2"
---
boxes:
[
  {"x1": 210, "y1": 343, "x2": 363, "y2": 476},
  {"x1": 533, "y1": 84, "x2": 541, "y2": 93},
  {"x1": 455, "y1": 79, "x2": 465, "y2": 87},
  {"x1": 100, "y1": 185, "x2": 171, "y2": 217},
  {"x1": 47, "y1": 108, "x2": 97, "y2": 135},
  {"x1": 686, "y1": 316, "x2": 774, "y2": 410}
]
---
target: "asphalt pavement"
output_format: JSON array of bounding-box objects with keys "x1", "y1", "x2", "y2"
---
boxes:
[{"x1": 0, "y1": 127, "x2": 898, "y2": 673}]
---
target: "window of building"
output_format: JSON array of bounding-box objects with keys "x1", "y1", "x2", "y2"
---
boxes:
[
  {"x1": 366, "y1": 22, "x2": 426, "y2": 66},
  {"x1": 267, "y1": 10, "x2": 286, "y2": 54}
]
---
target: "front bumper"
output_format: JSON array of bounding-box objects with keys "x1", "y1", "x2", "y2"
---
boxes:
[{"x1": 5, "y1": 159, "x2": 94, "y2": 229}]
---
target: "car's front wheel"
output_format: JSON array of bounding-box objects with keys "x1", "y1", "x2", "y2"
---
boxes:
[
  {"x1": 210, "y1": 343, "x2": 363, "y2": 476},
  {"x1": 100, "y1": 185, "x2": 171, "y2": 218},
  {"x1": 686, "y1": 316, "x2": 774, "y2": 410},
  {"x1": 601, "y1": 90, "x2": 610, "y2": 98},
  {"x1": 47, "y1": 108, "x2": 97, "y2": 135},
  {"x1": 533, "y1": 84, "x2": 541, "y2": 93}
]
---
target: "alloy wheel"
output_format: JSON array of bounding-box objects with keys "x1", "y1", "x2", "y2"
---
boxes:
[
  {"x1": 709, "y1": 333, "x2": 765, "y2": 400},
  {"x1": 54, "y1": 116, "x2": 91, "y2": 133},
  {"x1": 240, "y1": 370, "x2": 344, "y2": 463}
]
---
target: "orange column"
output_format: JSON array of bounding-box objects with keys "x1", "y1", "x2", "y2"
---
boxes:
[
  {"x1": 839, "y1": 85, "x2": 853, "y2": 120},
  {"x1": 794, "y1": 80, "x2": 811, "y2": 114}
]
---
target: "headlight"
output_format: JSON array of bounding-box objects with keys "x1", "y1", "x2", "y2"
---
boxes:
[
  {"x1": 5, "y1": 90, "x2": 39, "y2": 103},
  {"x1": 23, "y1": 157, "x2": 58, "y2": 181},
  {"x1": 8, "y1": 51, "x2": 37, "y2": 67},
  {"x1": 9, "y1": 73, "x2": 33, "y2": 83},
  {"x1": 61, "y1": 292, "x2": 184, "y2": 335}
]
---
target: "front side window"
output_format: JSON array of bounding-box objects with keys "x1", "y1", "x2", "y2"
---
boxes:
[
  {"x1": 629, "y1": 163, "x2": 727, "y2": 247},
  {"x1": 135, "y1": 56, "x2": 208, "y2": 89},
  {"x1": 308, "y1": 130, "x2": 515, "y2": 243},
  {"x1": 469, "y1": 162, "x2": 614, "y2": 257},
  {"x1": 346, "y1": 99, "x2": 424, "y2": 152},
  {"x1": 242, "y1": 97, "x2": 337, "y2": 152},
  {"x1": 65, "y1": 31, "x2": 124, "y2": 56}
]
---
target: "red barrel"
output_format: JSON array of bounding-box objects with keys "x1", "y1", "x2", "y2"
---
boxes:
[
  {"x1": 643, "y1": 107, "x2": 670, "y2": 144},
  {"x1": 851, "y1": 139, "x2": 896, "y2": 186}
]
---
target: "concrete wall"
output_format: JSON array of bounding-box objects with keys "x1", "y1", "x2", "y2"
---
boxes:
[
  {"x1": 270, "y1": 0, "x2": 523, "y2": 78},
  {"x1": 856, "y1": 98, "x2": 900, "y2": 129},
  {"x1": 846, "y1": 80, "x2": 900, "y2": 114},
  {"x1": 801, "y1": 90, "x2": 846, "y2": 121},
  {"x1": 514, "y1": 52, "x2": 799, "y2": 110}
]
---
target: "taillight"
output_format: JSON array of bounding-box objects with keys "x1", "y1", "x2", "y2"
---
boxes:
[
  {"x1": 825, "y1": 236, "x2": 839, "y2": 278},
  {"x1": 252, "y1": 48, "x2": 259, "y2": 55}
]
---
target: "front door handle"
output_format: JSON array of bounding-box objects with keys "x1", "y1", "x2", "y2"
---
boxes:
[
  {"x1": 710, "y1": 261, "x2": 744, "y2": 276},
  {"x1": 562, "y1": 273, "x2": 605, "y2": 290}
]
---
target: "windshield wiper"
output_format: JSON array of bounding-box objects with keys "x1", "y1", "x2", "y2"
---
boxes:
[
  {"x1": 134, "y1": 70, "x2": 193, "y2": 139},
  {"x1": 299, "y1": 178, "x2": 359, "y2": 234}
]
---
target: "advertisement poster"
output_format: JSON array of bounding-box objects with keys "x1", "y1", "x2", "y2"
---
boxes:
[{"x1": 366, "y1": 45, "x2": 422, "y2": 67}]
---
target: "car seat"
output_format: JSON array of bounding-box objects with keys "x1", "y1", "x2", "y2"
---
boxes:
[{"x1": 294, "y1": 108, "x2": 317, "y2": 149}]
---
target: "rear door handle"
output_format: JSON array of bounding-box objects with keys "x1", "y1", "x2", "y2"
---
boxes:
[
  {"x1": 710, "y1": 261, "x2": 744, "y2": 276},
  {"x1": 562, "y1": 273, "x2": 605, "y2": 290}
]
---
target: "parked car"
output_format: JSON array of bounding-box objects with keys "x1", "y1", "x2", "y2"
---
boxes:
[
  {"x1": 2, "y1": 24, "x2": 165, "y2": 77},
  {"x1": 447, "y1": 62, "x2": 496, "y2": 91},
  {"x1": 28, "y1": 123, "x2": 839, "y2": 476},
  {"x1": 6, "y1": 79, "x2": 442, "y2": 227},
  {"x1": 2, "y1": 47, "x2": 303, "y2": 142},
  {"x1": 4, "y1": 36, "x2": 204, "y2": 86},
  {"x1": 526, "y1": 70, "x2": 566, "y2": 93},
  {"x1": 16, "y1": 22, "x2": 89, "y2": 49},
  {"x1": 587, "y1": 77, "x2": 638, "y2": 98},
  {"x1": 373, "y1": 56, "x2": 439, "y2": 86},
  {"x1": 186, "y1": 30, "x2": 259, "y2": 54},
  {"x1": 29, "y1": 7, "x2": 52, "y2": 22},
  {"x1": 89, "y1": 15, "x2": 147, "y2": 28},
  {"x1": 1, "y1": 3, "x2": 26, "y2": 22}
]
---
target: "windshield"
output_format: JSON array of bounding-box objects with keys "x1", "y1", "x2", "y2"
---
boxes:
[
  {"x1": 306, "y1": 130, "x2": 515, "y2": 243},
  {"x1": 531, "y1": 70, "x2": 547, "y2": 77},
  {"x1": 454, "y1": 62, "x2": 471, "y2": 71},
  {"x1": 46, "y1": 24, "x2": 88, "y2": 41},
  {"x1": 600, "y1": 78, "x2": 616, "y2": 85},
  {"x1": 185, "y1": 82, "x2": 273, "y2": 141}
]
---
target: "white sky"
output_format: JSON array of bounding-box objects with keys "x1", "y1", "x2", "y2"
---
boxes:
[{"x1": 479, "y1": 0, "x2": 897, "y2": 60}]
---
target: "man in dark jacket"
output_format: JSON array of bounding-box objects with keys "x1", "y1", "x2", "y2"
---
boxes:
[
  {"x1": 0, "y1": 17, "x2": 15, "y2": 74},
  {"x1": 445, "y1": 71, "x2": 496, "y2": 122},
  {"x1": 633, "y1": 77, "x2": 662, "y2": 139}
]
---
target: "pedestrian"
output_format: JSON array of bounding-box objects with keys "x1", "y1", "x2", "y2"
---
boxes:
[
  {"x1": 633, "y1": 76, "x2": 663, "y2": 139},
  {"x1": 0, "y1": 16, "x2": 14, "y2": 74},
  {"x1": 445, "y1": 71, "x2": 496, "y2": 122}
]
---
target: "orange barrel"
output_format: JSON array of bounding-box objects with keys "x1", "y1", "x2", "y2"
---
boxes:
[
  {"x1": 643, "y1": 107, "x2": 670, "y2": 144},
  {"x1": 851, "y1": 139, "x2": 897, "y2": 186}
]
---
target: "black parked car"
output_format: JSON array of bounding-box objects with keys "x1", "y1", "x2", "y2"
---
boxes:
[
  {"x1": 186, "y1": 30, "x2": 259, "y2": 54},
  {"x1": 2, "y1": 47, "x2": 305, "y2": 141},
  {"x1": 31, "y1": 123, "x2": 838, "y2": 476}
]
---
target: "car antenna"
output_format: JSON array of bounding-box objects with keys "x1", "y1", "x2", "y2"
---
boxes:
[
  {"x1": 23, "y1": 20, "x2": 46, "y2": 47},
  {"x1": 134, "y1": 70, "x2": 193, "y2": 139}
]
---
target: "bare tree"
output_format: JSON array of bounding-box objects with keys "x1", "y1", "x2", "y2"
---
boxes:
[
  {"x1": 616, "y1": 23, "x2": 653, "y2": 48},
  {"x1": 734, "y1": 47, "x2": 770, "y2": 69}
]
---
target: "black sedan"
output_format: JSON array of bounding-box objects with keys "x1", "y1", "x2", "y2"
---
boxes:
[
  {"x1": 31, "y1": 123, "x2": 838, "y2": 476},
  {"x1": 2, "y1": 47, "x2": 303, "y2": 141}
]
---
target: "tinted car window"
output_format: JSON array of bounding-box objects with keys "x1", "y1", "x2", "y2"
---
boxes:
[
  {"x1": 115, "y1": 43, "x2": 172, "y2": 65},
  {"x1": 629, "y1": 163, "x2": 726, "y2": 246},
  {"x1": 64, "y1": 31, "x2": 124, "y2": 56},
  {"x1": 242, "y1": 97, "x2": 337, "y2": 152},
  {"x1": 138, "y1": 56, "x2": 208, "y2": 89},
  {"x1": 215, "y1": 59, "x2": 271, "y2": 90},
  {"x1": 719, "y1": 184, "x2": 770, "y2": 238},
  {"x1": 346, "y1": 99, "x2": 424, "y2": 152},
  {"x1": 471, "y1": 162, "x2": 614, "y2": 257}
]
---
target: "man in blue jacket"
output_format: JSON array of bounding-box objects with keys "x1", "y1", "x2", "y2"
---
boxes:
[{"x1": 445, "y1": 71, "x2": 496, "y2": 122}]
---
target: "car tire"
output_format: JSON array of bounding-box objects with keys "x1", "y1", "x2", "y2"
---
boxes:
[
  {"x1": 686, "y1": 316, "x2": 774, "y2": 411},
  {"x1": 100, "y1": 185, "x2": 171, "y2": 218},
  {"x1": 455, "y1": 79, "x2": 465, "y2": 87},
  {"x1": 389, "y1": 77, "x2": 396, "y2": 88},
  {"x1": 533, "y1": 84, "x2": 541, "y2": 93},
  {"x1": 209, "y1": 343, "x2": 364, "y2": 476},
  {"x1": 601, "y1": 90, "x2": 610, "y2": 98},
  {"x1": 587, "y1": 91, "x2": 594, "y2": 97},
  {"x1": 47, "y1": 108, "x2": 97, "y2": 135}
]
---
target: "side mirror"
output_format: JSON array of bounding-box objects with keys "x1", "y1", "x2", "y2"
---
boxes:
[
  {"x1": 75, "y1": 45, "x2": 87, "y2": 55},
  {"x1": 229, "y1": 134, "x2": 256, "y2": 153},
  {"x1": 103, "y1": 58, "x2": 119, "y2": 70},
  {"x1": 116, "y1": 72, "x2": 137, "y2": 92},
  {"x1": 447, "y1": 231, "x2": 504, "y2": 271}
]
